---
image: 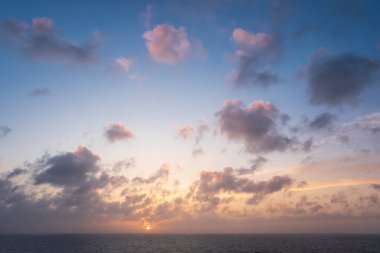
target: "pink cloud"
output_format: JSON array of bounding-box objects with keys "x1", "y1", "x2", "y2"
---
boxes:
[
  {"x1": 177, "y1": 125, "x2": 195, "y2": 139},
  {"x1": 177, "y1": 122, "x2": 209, "y2": 144},
  {"x1": 143, "y1": 24, "x2": 190, "y2": 63},
  {"x1": 32, "y1": 17, "x2": 55, "y2": 33},
  {"x1": 232, "y1": 28, "x2": 272, "y2": 47},
  {"x1": 111, "y1": 57, "x2": 133, "y2": 72}
]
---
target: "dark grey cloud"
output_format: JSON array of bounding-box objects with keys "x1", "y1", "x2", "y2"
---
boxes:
[
  {"x1": 34, "y1": 146, "x2": 100, "y2": 187},
  {"x1": 229, "y1": 28, "x2": 280, "y2": 87},
  {"x1": 29, "y1": 87, "x2": 51, "y2": 97},
  {"x1": 6, "y1": 168, "x2": 27, "y2": 179},
  {"x1": 0, "y1": 125, "x2": 11, "y2": 138},
  {"x1": 192, "y1": 167, "x2": 293, "y2": 207},
  {"x1": 0, "y1": 17, "x2": 98, "y2": 64},
  {"x1": 371, "y1": 184, "x2": 380, "y2": 191},
  {"x1": 0, "y1": 147, "x2": 141, "y2": 233},
  {"x1": 105, "y1": 123, "x2": 134, "y2": 143},
  {"x1": 307, "y1": 50, "x2": 380, "y2": 106},
  {"x1": 309, "y1": 112, "x2": 337, "y2": 130},
  {"x1": 216, "y1": 100, "x2": 294, "y2": 153}
]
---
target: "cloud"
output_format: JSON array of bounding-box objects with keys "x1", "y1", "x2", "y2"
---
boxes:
[
  {"x1": 216, "y1": 99, "x2": 294, "y2": 153},
  {"x1": 0, "y1": 125, "x2": 11, "y2": 138},
  {"x1": 112, "y1": 158, "x2": 135, "y2": 173},
  {"x1": 0, "y1": 17, "x2": 98, "y2": 64},
  {"x1": 6, "y1": 168, "x2": 27, "y2": 179},
  {"x1": 132, "y1": 163, "x2": 169, "y2": 185},
  {"x1": 177, "y1": 122, "x2": 209, "y2": 144},
  {"x1": 345, "y1": 112, "x2": 380, "y2": 134},
  {"x1": 29, "y1": 87, "x2": 51, "y2": 97},
  {"x1": 109, "y1": 57, "x2": 133, "y2": 72},
  {"x1": 177, "y1": 125, "x2": 195, "y2": 139},
  {"x1": 309, "y1": 112, "x2": 337, "y2": 130},
  {"x1": 141, "y1": 4, "x2": 153, "y2": 28},
  {"x1": 302, "y1": 138, "x2": 314, "y2": 152},
  {"x1": 34, "y1": 146, "x2": 100, "y2": 187},
  {"x1": 229, "y1": 28, "x2": 280, "y2": 87},
  {"x1": 371, "y1": 184, "x2": 380, "y2": 191},
  {"x1": 192, "y1": 148, "x2": 204, "y2": 157},
  {"x1": 143, "y1": 24, "x2": 190, "y2": 63},
  {"x1": 192, "y1": 167, "x2": 293, "y2": 206},
  {"x1": 105, "y1": 123, "x2": 134, "y2": 143},
  {"x1": 336, "y1": 135, "x2": 350, "y2": 144},
  {"x1": 306, "y1": 50, "x2": 380, "y2": 106},
  {"x1": 235, "y1": 156, "x2": 267, "y2": 175}
]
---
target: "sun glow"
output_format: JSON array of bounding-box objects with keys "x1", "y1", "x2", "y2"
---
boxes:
[{"x1": 146, "y1": 225, "x2": 151, "y2": 231}]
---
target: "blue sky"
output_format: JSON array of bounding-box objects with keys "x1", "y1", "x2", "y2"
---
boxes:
[{"x1": 0, "y1": 0, "x2": 380, "y2": 233}]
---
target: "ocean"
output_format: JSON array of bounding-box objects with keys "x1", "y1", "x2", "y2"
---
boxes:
[{"x1": 0, "y1": 234, "x2": 379, "y2": 253}]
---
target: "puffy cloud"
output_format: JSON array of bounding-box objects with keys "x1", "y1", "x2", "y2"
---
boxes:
[
  {"x1": 34, "y1": 146, "x2": 100, "y2": 187},
  {"x1": 192, "y1": 167, "x2": 293, "y2": 206},
  {"x1": 216, "y1": 99, "x2": 294, "y2": 153},
  {"x1": 0, "y1": 17, "x2": 98, "y2": 64},
  {"x1": 0, "y1": 125, "x2": 11, "y2": 138},
  {"x1": 306, "y1": 50, "x2": 380, "y2": 106},
  {"x1": 143, "y1": 24, "x2": 190, "y2": 63},
  {"x1": 309, "y1": 112, "x2": 337, "y2": 130},
  {"x1": 110, "y1": 57, "x2": 133, "y2": 72},
  {"x1": 229, "y1": 28, "x2": 280, "y2": 87},
  {"x1": 105, "y1": 123, "x2": 134, "y2": 142},
  {"x1": 29, "y1": 87, "x2": 51, "y2": 97}
]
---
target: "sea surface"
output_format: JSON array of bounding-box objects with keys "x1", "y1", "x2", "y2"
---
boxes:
[{"x1": 0, "y1": 234, "x2": 379, "y2": 253}]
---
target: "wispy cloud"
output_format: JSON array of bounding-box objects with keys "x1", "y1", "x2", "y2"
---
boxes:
[
  {"x1": 0, "y1": 125, "x2": 11, "y2": 138},
  {"x1": 29, "y1": 87, "x2": 52, "y2": 97},
  {"x1": 109, "y1": 57, "x2": 133, "y2": 73},
  {"x1": 177, "y1": 121, "x2": 209, "y2": 144},
  {"x1": 0, "y1": 17, "x2": 99, "y2": 64}
]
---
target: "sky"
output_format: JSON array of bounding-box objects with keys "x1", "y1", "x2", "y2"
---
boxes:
[{"x1": 0, "y1": 0, "x2": 380, "y2": 234}]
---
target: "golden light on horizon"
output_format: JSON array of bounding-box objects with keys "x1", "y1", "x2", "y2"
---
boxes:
[{"x1": 146, "y1": 225, "x2": 151, "y2": 231}]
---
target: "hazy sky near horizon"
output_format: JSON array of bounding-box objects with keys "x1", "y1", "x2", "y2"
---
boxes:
[{"x1": 1, "y1": 0, "x2": 380, "y2": 233}]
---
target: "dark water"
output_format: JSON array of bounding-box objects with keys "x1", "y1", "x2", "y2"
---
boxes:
[{"x1": 0, "y1": 234, "x2": 380, "y2": 253}]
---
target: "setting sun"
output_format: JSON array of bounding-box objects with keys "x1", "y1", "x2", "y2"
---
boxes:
[{"x1": 146, "y1": 225, "x2": 151, "y2": 231}]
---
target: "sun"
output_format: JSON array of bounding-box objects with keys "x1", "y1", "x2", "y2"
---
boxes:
[{"x1": 146, "y1": 225, "x2": 151, "y2": 231}]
